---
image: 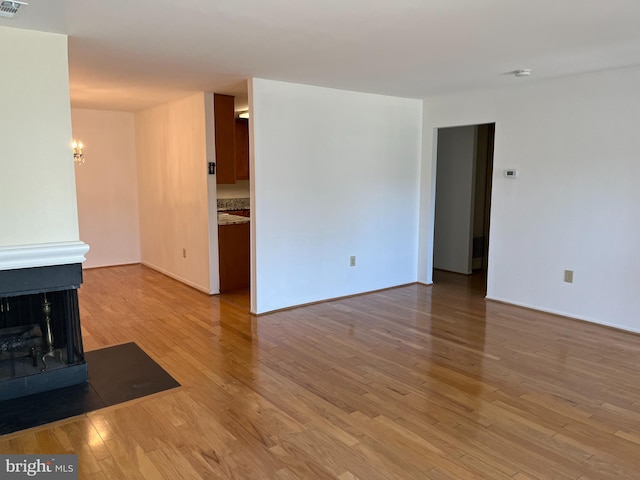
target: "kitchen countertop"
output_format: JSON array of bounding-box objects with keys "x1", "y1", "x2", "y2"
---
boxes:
[
  {"x1": 218, "y1": 212, "x2": 250, "y2": 226},
  {"x1": 217, "y1": 197, "x2": 250, "y2": 211}
]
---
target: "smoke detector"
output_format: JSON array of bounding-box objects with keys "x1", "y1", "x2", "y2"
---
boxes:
[
  {"x1": 0, "y1": 1, "x2": 28, "y2": 18},
  {"x1": 513, "y1": 69, "x2": 532, "y2": 78}
]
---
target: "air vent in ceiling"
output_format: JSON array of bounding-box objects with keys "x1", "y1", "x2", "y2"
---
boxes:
[{"x1": 0, "y1": 1, "x2": 28, "y2": 18}]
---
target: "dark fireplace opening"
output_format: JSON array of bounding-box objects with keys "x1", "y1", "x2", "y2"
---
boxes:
[
  {"x1": 1, "y1": 290, "x2": 84, "y2": 373},
  {"x1": 0, "y1": 264, "x2": 87, "y2": 402}
]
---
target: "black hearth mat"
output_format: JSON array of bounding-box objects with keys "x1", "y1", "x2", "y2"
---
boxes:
[{"x1": 0, "y1": 342, "x2": 180, "y2": 436}]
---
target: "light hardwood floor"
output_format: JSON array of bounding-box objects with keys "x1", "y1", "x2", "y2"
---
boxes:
[{"x1": 2, "y1": 265, "x2": 640, "y2": 479}]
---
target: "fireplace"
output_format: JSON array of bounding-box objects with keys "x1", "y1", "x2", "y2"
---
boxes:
[{"x1": 0, "y1": 242, "x2": 89, "y2": 402}]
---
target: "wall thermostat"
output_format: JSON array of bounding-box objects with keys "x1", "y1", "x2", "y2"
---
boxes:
[{"x1": 504, "y1": 169, "x2": 518, "y2": 178}]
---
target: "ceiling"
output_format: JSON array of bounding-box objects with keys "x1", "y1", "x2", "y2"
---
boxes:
[{"x1": 2, "y1": 0, "x2": 640, "y2": 112}]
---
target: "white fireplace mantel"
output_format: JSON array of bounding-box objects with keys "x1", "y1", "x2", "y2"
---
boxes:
[{"x1": 0, "y1": 241, "x2": 90, "y2": 271}]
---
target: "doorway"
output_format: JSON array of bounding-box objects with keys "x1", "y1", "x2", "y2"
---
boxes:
[
  {"x1": 433, "y1": 123, "x2": 495, "y2": 292},
  {"x1": 211, "y1": 90, "x2": 253, "y2": 312}
]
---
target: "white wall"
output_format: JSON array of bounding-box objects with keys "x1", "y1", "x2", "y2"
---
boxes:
[
  {"x1": 433, "y1": 126, "x2": 476, "y2": 274},
  {"x1": 419, "y1": 66, "x2": 640, "y2": 333},
  {"x1": 71, "y1": 109, "x2": 140, "y2": 268},
  {"x1": 0, "y1": 27, "x2": 78, "y2": 247},
  {"x1": 250, "y1": 78, "x2": 423, "y2": 314},
  {"x1": 135, "y1": 93, "x2": 215, "y2": 293}
]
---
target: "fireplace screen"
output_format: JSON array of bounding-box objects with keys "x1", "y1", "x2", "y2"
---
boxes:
[
  {"x1": 0, "y1": 264, "x2": 88, "y2": 402},
  {"x1": 1, "y1": 290, "x2": 84, "y2": 376}
]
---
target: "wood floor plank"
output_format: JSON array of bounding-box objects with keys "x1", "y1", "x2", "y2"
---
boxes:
[{"x1": 3, "y1": 266, "x2": 640, "y2": 479}]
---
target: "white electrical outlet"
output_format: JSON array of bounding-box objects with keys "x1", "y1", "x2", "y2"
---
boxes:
[
  {"x1": 564, "y1": 270, "x2": 573, "y2": 283},
  {"x1": 350, "y1": 256, "x2": 356, "y2": 267}
]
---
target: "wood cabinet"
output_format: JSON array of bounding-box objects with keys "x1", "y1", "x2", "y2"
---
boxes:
[
  {"x1": 218, "y1": 222, "x2": 250, "y2": 292},
  {"x1": 214, "y1": 95, "x2": 250, "y2": 184},
  {"x1": 214, "y1": 94, "x2": 236, "y2": 184},
  {"x1": 235, "y1": 118, "x2": 249, "y2": 180}
]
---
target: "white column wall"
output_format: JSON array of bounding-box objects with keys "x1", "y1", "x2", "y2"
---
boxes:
[
  {"x1": 250, "y1": 79, "x2": 423, "y2": 314},
  {"x1": 0, "y1": 27, "x2": 78, "y2": 247}
]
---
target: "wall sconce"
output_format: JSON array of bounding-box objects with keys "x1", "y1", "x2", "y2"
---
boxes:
[{"x1": 72, "y1": 140, "x2": 85, "y2": 165}]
